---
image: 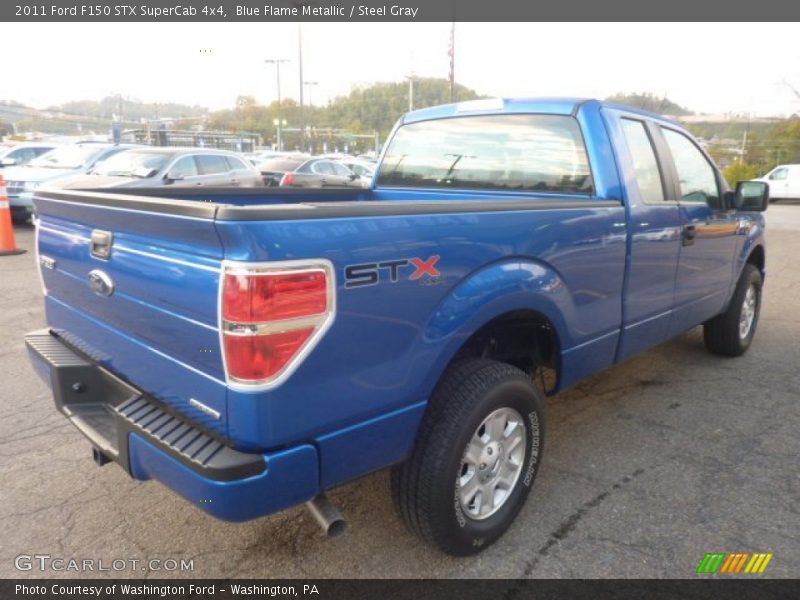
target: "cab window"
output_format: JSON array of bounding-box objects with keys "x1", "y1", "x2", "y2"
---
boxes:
[{"x1": 378, "y1": 114, "x2": 594, "y2": 194}]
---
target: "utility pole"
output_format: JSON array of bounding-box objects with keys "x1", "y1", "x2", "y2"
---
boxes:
[
  {"x1": 448, "y1": 22, "x2": 455, "y2": 103},
  {"x1": 406, "y1": 74, "x2": 415, "y2": 112},
  {"x1": 265, "y1": 58, "x2": 290, "y2": 150},
  {"x1": 297, "y1": 24, "x2": 305, "y2": 146}
]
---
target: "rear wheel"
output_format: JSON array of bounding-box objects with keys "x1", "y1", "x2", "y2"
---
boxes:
[
  {"x1": 704, "y1": 264, "x2": 763, "y2": 357},
  {"x1": 391, "y1": 359, "x2": 545, "y2": 555}
]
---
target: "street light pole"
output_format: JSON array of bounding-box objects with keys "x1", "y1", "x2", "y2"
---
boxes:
[
  {"x1": 303, "y1": 81, "x2": 319, "y2": 108},
  {"x1": 265, "y1": 58, "x2": 290, "y2": 150},
  {"x1": 406, "y1": 74, "x2": 415, "y2": 112}
]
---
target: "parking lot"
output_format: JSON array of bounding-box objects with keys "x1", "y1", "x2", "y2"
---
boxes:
[{"x1": 1, "y1": 205, "x2": 798, "y2": 579}]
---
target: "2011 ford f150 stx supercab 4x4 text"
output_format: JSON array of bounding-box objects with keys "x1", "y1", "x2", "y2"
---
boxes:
[{"x1": 25, "y1": 98, "x2": 769, "y2": 555}]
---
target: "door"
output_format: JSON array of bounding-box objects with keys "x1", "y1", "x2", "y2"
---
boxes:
[
  {"x1": 788, "y1": 166, "x2": 800, "y2": 199},
  {"x1": 659, "y1": 126, "x2": 739, "y2": 337},
  {"x1": 313, "y1": 160, "x2": 338, "y2": 186},
  {"x1": 609, "y1": 113, "x2": 683, "y2": 361},
  {"x1": 765, "y1": 166, "x2": 789, "y2": 199}
]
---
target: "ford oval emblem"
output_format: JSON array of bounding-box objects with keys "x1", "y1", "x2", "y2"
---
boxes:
[{"x1": 88, "y1": 269, "x2": 115, "y2": 297}]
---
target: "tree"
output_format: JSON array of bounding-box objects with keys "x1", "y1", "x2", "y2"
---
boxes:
[{"x1": 605, "y1": 92, "x2": 693, "y2": 116}]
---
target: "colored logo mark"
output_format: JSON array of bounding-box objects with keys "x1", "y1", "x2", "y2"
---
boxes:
[{"x1": 696, "y1": 552, "x2": 773, "y2": 574}]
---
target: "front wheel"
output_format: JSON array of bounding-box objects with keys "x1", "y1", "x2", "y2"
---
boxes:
[
  {"x1": 704, "y1": 264, "x2": 763, "y2": 357},
  {"x1": 391, "y1": 359, "x2": 545, "y2": 555}
]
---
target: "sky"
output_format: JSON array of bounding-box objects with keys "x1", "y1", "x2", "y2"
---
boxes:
[{"x1": 2, "y1": 22, "x2": 800, "y2": 117}]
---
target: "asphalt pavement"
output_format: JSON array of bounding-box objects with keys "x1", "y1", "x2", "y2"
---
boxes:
[{"x1": 1, "y1": 205, "x2": 798, "y2": 579}]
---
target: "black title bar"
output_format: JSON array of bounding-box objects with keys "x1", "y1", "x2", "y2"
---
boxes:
[
  {"x1": 3, "y1": 579, "x2": 800, "y2": 599},
  {"x1": 4, "y1": 0, "x2": 800, "y2": 21}
]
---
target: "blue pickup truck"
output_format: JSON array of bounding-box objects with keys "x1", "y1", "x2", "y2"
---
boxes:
[{"x1": 26, "y1": 98, "x2": 768, "y2": 555}]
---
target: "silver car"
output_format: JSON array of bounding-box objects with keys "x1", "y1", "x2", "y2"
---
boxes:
[
  {"x1": 4, "y1": 143, "x2": 138, "y2": 221},
  {"x1": 52, "y1": 147, "x2": 264, "y2": 191}
]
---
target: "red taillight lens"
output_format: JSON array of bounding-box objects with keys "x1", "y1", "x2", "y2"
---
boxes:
[
  {"x1": 223, "y1": 271, "x2": 327, "y2": 323},
  {"x1": 280, "y1": 172, "x2": 295, "y2": 186},
  {"x1": 221, "y1": 263, "x2": 333, "y2": 387},
  {"x1": 223, "y1": 328, "x2": 314, "y2": 381}
]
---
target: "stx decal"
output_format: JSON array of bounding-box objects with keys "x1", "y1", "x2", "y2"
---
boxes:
[{"x1": 345, "y1": 256, "x2": 441, "y2": 289}]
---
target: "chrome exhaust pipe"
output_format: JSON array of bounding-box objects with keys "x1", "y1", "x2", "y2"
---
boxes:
[{"x1": 306, "y1": 494, "x2": 347, "y2": 538}]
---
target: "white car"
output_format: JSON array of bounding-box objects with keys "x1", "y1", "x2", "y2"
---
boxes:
[
  {"x1": 754, "y1": 164, "x2": 800, "y2": 201},
  {"x1": 0, "y1": 142, "x2": 58, "y2": 170}
]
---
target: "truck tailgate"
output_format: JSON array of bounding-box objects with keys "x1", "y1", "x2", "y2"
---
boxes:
[{"x1": 34, "y1": 191, "x2": 229, "y2": 435}]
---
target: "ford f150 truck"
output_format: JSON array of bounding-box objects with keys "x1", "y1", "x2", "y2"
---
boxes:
[{"x1": 25, "y1": 98, "x2": 769, "y2": 555}]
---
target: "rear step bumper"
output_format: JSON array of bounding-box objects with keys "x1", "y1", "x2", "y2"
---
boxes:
[{"x1": 25, "y1": 329, "x2": 319, "y2": 522}]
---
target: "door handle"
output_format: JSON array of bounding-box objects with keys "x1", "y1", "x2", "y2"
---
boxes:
[{"x1": 682, "y1": 224, "x2": 696, "y2": 246}]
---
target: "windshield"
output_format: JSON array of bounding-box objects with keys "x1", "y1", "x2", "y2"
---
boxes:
[
  {"x1": 28, "y1": 145, "x2": 104, "y2": 170},
  {"x1": 92, "y1": 151, "x2": 169, "y2": 178}
]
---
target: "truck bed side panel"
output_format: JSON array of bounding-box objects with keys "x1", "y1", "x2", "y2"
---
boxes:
[{"x1": 215, "y1": 201, "x2": 626, "y2": 450}]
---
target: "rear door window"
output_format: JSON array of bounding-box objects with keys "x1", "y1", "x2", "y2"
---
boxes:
[
  {"x1": 378, "y1": 114, "x2": 593, "y2": 194},
  {"x1": 196, "y1": 154, "x2": 230, "y2": 175},
  {"x1": 331, "y1": 162, "x2": 353, "y2": 177},
  {"x1": 225, "y1": 156, "x2": 249, "y2": 171},
  {"x1": 312, "y1": 161, "x2": 334, "y2": 175},
  {"x1": 620, "y1": 119, "x2": 665, "y2": 203}
]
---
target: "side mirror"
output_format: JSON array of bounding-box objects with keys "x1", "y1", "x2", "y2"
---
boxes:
[
  {"x1": 349, "y1": 173, "x2": 359, "y2": 181},
  {"x1": 165, "y1": 171, "x2": 184, "y2": 182},
  {"x1": 0, "y1": 158, "x2": 16, "y2": 167},
  {"x1": 735, "y1": 181, "x2": 769, "y2": 212}
]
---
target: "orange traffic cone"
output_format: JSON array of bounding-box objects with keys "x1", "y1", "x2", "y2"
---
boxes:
[{"x1": 0, "y1": 175, "x2": 26, "y2": 256}]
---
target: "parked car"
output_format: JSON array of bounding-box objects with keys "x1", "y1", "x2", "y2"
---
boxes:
[
  {"x1": 3, "y1": 143, "x2": 137, "y2": 222},
  {"x1": 0, "y1": 142, "x2": 58, "y2": 170},
  {"x1": 277, "y1": 157, "x2": 364, "y2": 188},
  {"x1": 753, "y1": 164, "x2": 800, "y2": 201},
  {"x1": 255, "y1": 154, "x2": 311, "y2": 186},
  {"x1": 51, "y1": 147, "x2": 264, "y2": 190},
  {"x1": 26, "y1": 98, "x2": 768, "y2": 557}
]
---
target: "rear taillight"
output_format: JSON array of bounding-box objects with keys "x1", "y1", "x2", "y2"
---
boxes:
[
  {"x1": 221, "y1": 260, "x2": 335, "y2": 389},
  {"x1": 279, "y1": 172, "x2": 295, "y2": 186}
]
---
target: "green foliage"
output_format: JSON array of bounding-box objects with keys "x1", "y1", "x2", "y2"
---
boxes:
[
  {"x1": 723, "y1": 162, "x2": 765, "y2": 185},
  {"x1": 605, "y1": 92, "x2": 693, "y2": 116},
  {"x1": 743, "y1": 117, "x2": 800, "y2": 168},
  {"x1": 208, "y1": 78, "x2": 480, "y2": 150},
  {"x1": 49, "y1": 96, "x2": 207, "y2": 122}
]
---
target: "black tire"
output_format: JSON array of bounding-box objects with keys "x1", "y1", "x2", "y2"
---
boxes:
[
  {"x1": 391, "y1": 358, "x2": 545, "y2": 555},
  {"x1": 704, "y1": 264, "x2": 763, "y2": 357}
]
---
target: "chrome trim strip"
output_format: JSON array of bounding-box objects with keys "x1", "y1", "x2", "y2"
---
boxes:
[
  {"x1": 222, "y1": 314, "x2": 324, "y2": 336},
  {"x1": 189, "y1": 398, "x2": 221, "y2": 420}
]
